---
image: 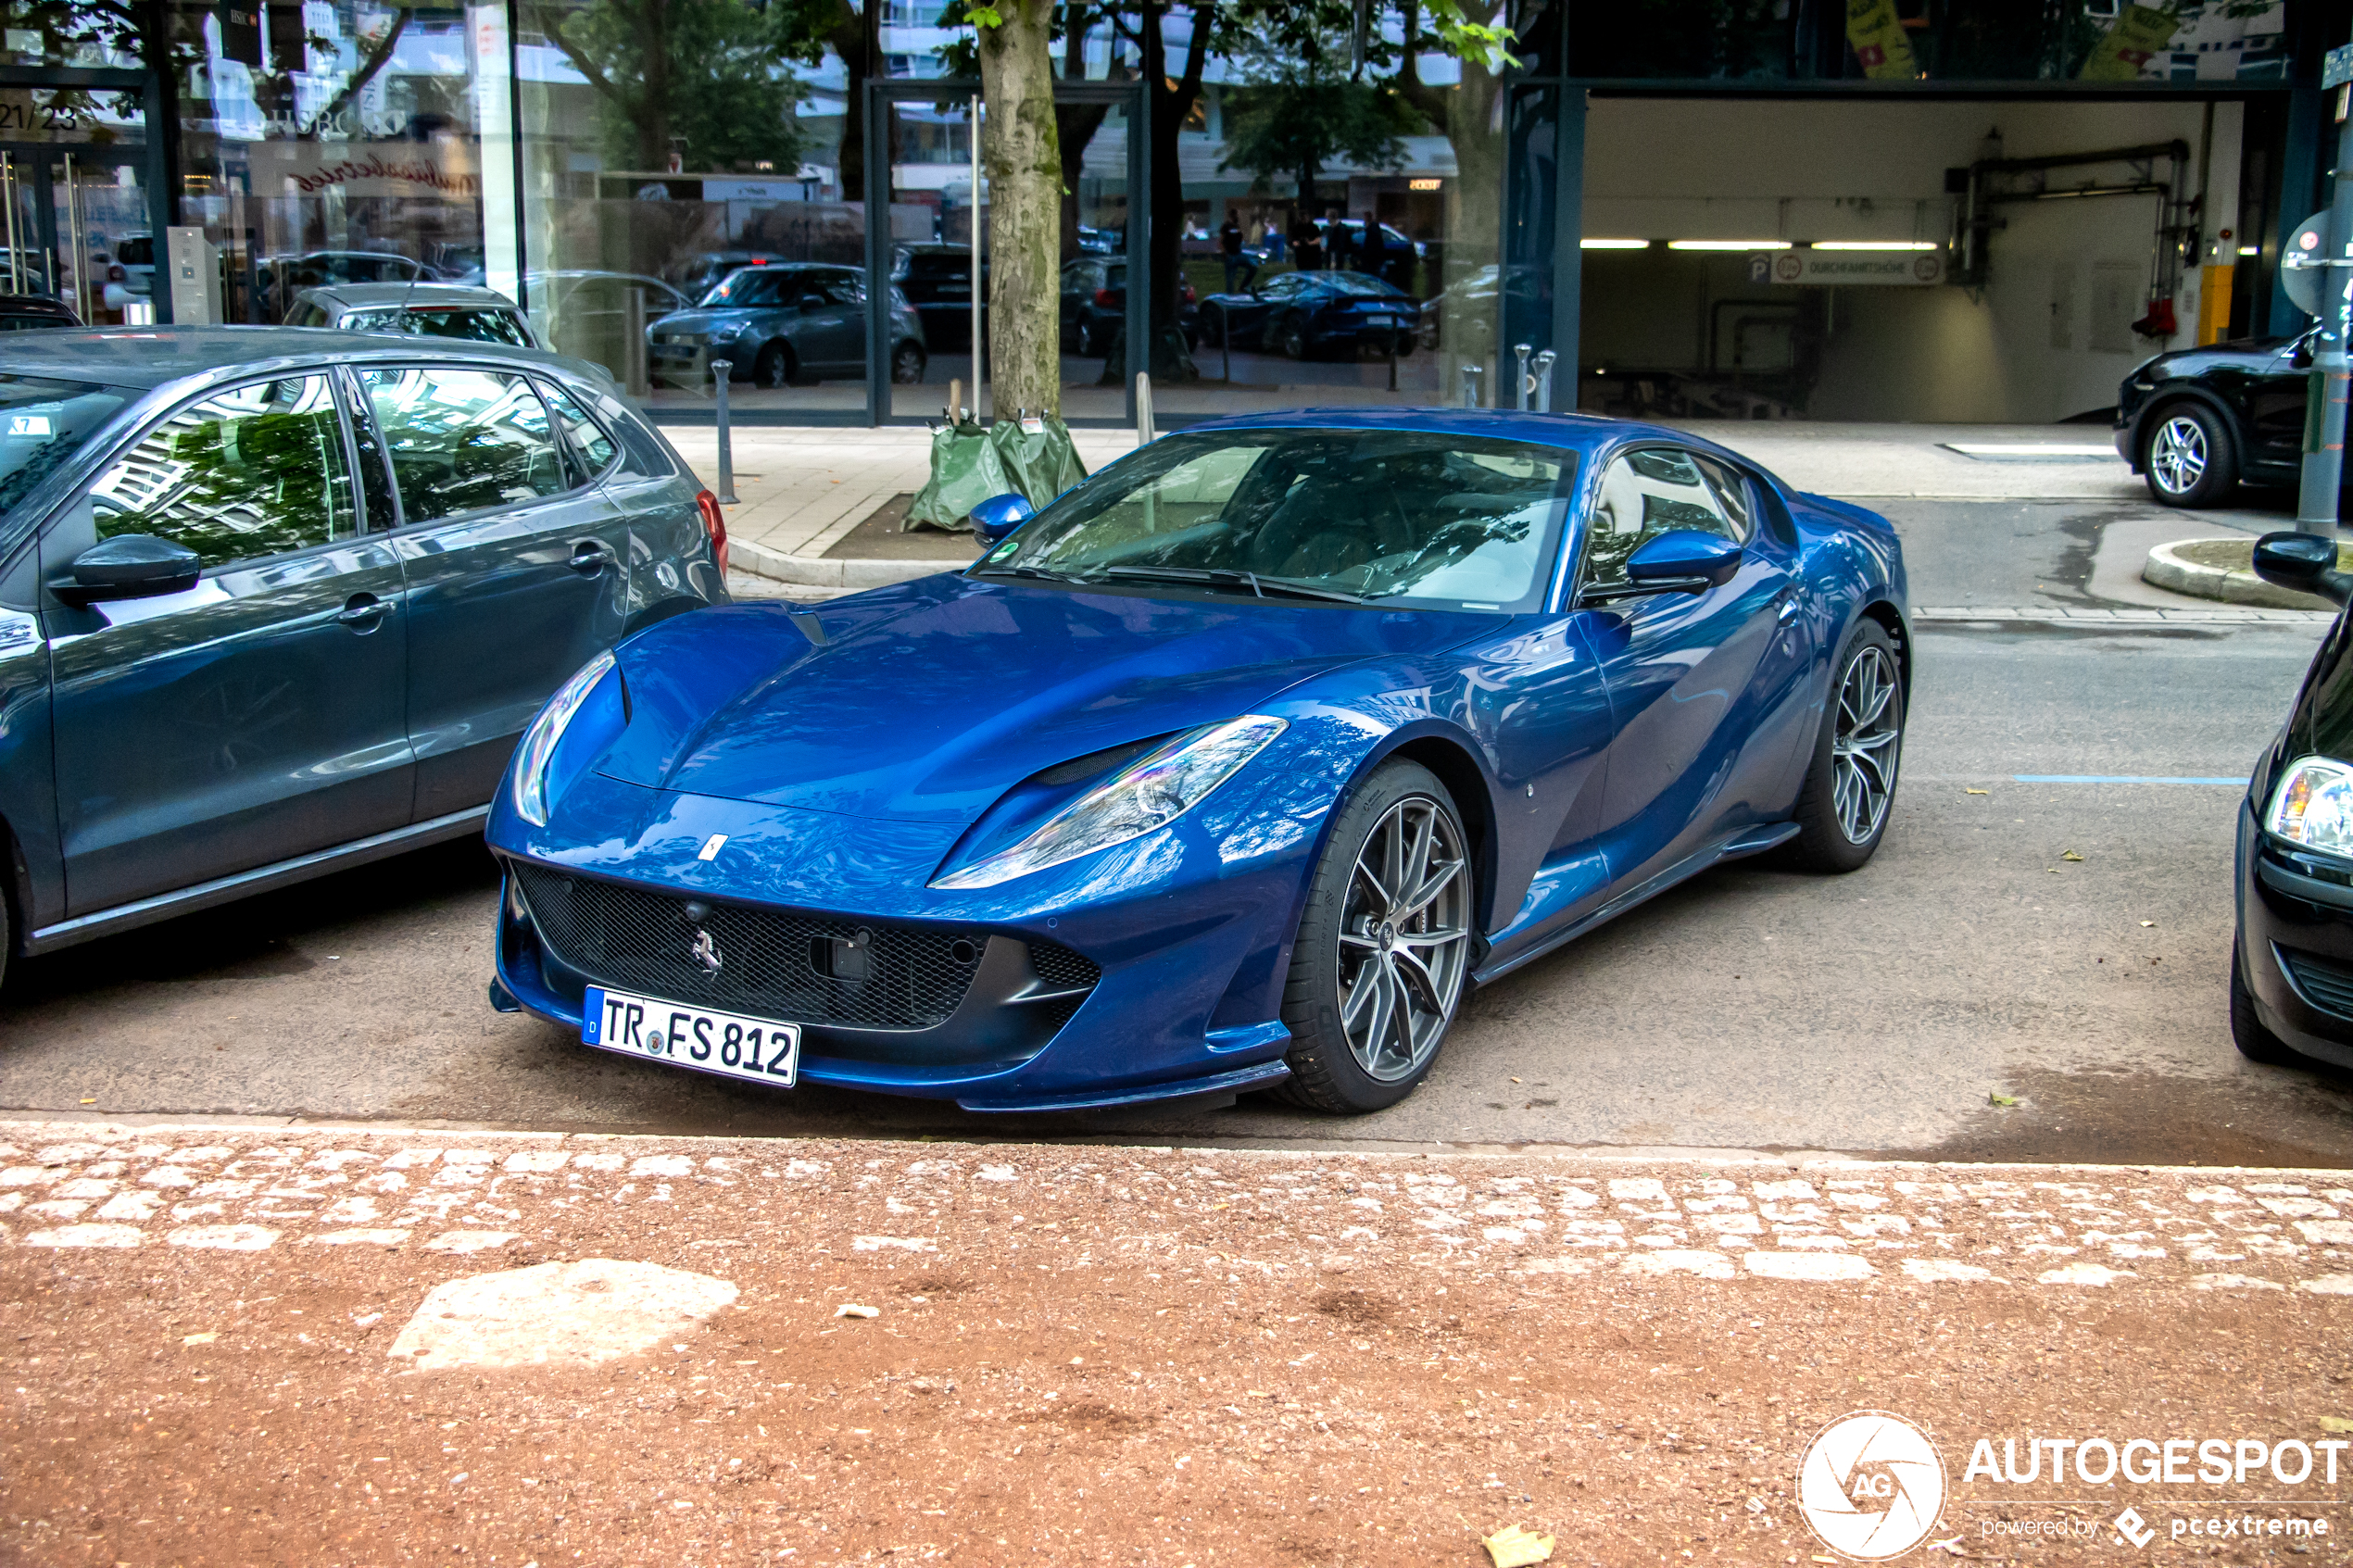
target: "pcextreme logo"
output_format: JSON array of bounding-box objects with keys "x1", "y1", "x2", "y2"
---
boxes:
[{"x1": 1796, "y1": 1411, "x2": 1949, "y2": 1561}]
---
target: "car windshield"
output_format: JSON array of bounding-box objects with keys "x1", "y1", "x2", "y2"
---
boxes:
[
  {"x1": 699, "y1": 268, "x2": 787, "y2": 307},
  {"x1": 0, "y1": 376, "x2": 134, "y2": 522},
  {"x1": 1321, "y1": 272, "x2": 1405, "y2": 298},
  {"x1": 976, "y1": 428, "x2": 1575, "y2": 613}
]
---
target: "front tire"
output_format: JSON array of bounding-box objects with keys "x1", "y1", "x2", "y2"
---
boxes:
[
  {"x1": 1277, "y1": 316, "x2": 1310, "y2": 360},
  {"x1": 752, "y1": 342, "x2": 795, "y2": 390},
  {"x1": 1277, "y1": 761, "x2": 1473, "y2": 1114},
  {"x1": 2230, "y1": 945, "x2": 2300, "y2": 1065},
  {"x1": 891, "y1": 341, "x2": 926, "y2": 384},
  {"x1": 1780, "y1": 620, "x2": 1905, "y2": 873},
  {"x1": 2144, "y1": 404, "x2": 2236, "y2": 508}
]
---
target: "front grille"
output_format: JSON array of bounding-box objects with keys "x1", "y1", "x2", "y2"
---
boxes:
[
  {"x1": 518, "y1": 865, "x2": 987, "y2": 1030},
  {"x1": 2280, "y1": 946, "x2": 2353, "y2": 1022},
  {"x1": 1030, "y1": 943, "x2": 1101, "y2": 994}
]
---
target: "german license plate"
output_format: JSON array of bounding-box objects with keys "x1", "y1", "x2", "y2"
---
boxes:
[
  {"x1": 584, "y1": 986, "x2": 801, "y2": 1087},
  {"x1": 1365, "y1": 315, "x2": 1394, "y2": 328}
]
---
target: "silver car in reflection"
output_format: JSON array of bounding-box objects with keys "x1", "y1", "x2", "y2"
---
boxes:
[{"x1": 648, "y1": 263, "x2": 927, "y2": 388}]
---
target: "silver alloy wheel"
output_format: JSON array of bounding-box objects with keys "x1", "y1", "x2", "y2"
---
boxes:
[
  {"x1": 2148, "y1": 415, "x2": 2208, "y2": 495},
  {"x1": 1831, "y1": 644, "x2": 1903, "y2": 845},
  {"x1": 1338, "y1": 796, "x2": 1470, "y2": 1082}
]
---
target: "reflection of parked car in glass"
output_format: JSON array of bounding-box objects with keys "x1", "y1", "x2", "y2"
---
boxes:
[
  {"x1": 891, "y1": 244, "x2": 988, "y2": 348},
  {"x1": 648, "y1": 264, "x2": 926, "y2": 387},
  {"x1": 0, "y1": 326, "x2": 730, "y2": 992},
  {"x1": 283, "y1": 282, "x2": 541, "y2": 348},
  {"x1": 1058, "y1": 257, "x2": 1198, "y2": 358},
  {"x1": 256, "y1": 250, "x2": 424, "y2": 318},
  {"x1": 424, "y1": 243, "x2": 487, "y2": 285},
  {"x1": 94, "y1": 232, "x2": 155, "y2": 312},
  {"x1": 527, "y1": 271, "x2": 687, "y2": 370},
  {"x1": 666, "y1": 251, "x2": 788, "y2": 306},
  {"x1": 1202, "y1": 270, "x2": 1420, "y2": 359},
  {"x1": 1415, "y1": 263, "x2": 1537, "y2": 353},
  {"x1": 0, "y1": 295, "x2": 79, "y2": 331}
]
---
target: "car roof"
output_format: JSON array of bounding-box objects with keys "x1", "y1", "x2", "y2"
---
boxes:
[
  {"x1": 0, "y1": 325, "x2": 588, "y2": 391},
  {"x1": 1155, "y1": 407, "x2": 1761, "y2": 470},
  {"x1": 304, "y1": 282, "x2": 521, "y2": 309}
]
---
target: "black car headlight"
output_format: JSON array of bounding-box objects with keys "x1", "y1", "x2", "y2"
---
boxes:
[{"x1": 2266, "y1": 756, "x2": 2353, "y2": 856}]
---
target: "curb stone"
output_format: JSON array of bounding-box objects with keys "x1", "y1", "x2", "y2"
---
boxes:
[
  {"x1": 730, "y1": 536, "x2": 966, "y2": 591},
  {"x1": 2143, "y1": 537, "x2": 2338, "y2": 611}
]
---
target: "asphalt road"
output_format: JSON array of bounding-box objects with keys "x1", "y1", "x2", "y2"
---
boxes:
[{"x1": 9, "y1": 494, "x2": 2353, "y2": 1163}]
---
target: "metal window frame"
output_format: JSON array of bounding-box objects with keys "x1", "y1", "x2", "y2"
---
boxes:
[{"x1": 863, "y1": 76, "x2": 1149, "y2": 428}]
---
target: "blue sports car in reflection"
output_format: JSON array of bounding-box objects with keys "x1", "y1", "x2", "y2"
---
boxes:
[{"x1": 485, "y1": 410, "x2": 1909, "y2": 1115}]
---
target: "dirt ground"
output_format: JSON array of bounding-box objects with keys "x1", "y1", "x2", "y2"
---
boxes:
[{"x1": 7, "y1": 1125, "x2": 2353, "y2": 1566}]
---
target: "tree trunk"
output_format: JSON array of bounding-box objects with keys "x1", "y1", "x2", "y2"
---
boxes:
[
  {"x1": 978, "y1": 0, "x2": 1064, "y2": 417},
  {"x1": 1144, "y1": 0, "x2": 1211, "y2": 377},
  {"x1": 827, "y1": 0, "x2": 870, "y2": 206}
]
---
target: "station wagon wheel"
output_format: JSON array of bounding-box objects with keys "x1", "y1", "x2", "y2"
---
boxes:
[
  {"x1": 1277, "y1": 760, "x2": 1472, "y2": 1113},
  {"x1": 1780, "y1": 619, "x2": 1906, "y2": 874},
  {"x1": 752, "y1": 342, "x2": 794, "y2": 389},
  {"x1": 892, "y1": 341, "x2": 926, "y2": 384},
  {"x1": 2143, "y1": 404, "x2": 2235, "y2": 508}
]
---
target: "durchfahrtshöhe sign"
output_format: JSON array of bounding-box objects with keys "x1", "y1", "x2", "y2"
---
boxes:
[{"x1": 1762, "y1": 250, "x2": 1945, "y2": 287}]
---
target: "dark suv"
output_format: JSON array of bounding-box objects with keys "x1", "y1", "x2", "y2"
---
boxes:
[{"x1": 2113, "y1": 332, "x2": 2315, "y2": 508}]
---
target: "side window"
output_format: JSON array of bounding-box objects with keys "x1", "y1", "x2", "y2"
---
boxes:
[
  {"x1": 1692, "y1": 455, "x2": 1755, "y2": 542},
  {"x1": 359, "y1": 366, "x2": 571, "y2": 523},
  {"x1": 590, "y1": 389, "x2": 678, "y2": 478},
  {"x1": 1580, "y1": 447, "x2": 1737, "y2": 592},
  {"x1": 87, "y1": 374, "x2": 357, "y2": 570},
  {"x1": 539, "y1": 381, "x2": 618, "y2": 474}
]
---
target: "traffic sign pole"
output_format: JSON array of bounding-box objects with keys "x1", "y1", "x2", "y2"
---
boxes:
[{"x1": 2296, "y1": 49, "x2": 2353, "y2": 533}]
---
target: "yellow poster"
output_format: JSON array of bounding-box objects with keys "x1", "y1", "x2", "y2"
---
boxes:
[
  {"x1": 1844, "y1": 0, "x2": 1919, "y2": 80},
  {"x1": 2080, "y1": 5, "x2": 2181, "y2": 81}
]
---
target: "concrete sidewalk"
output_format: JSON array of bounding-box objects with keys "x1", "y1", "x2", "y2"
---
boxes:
[
  {"x1": 8, "y1": 1121, "x2": 2353, "y2": 1564},
  {"x1": 663, "y1": 420, "x2": 2162, "y2": 591}
]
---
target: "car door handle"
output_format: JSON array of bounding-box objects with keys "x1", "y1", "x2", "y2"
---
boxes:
[
  {"x1": 336, "y1": 593, "x2": 391, "y2": 630},
  {"x1": 570, "y1": 540, "x2": 617, "y2": 574}
]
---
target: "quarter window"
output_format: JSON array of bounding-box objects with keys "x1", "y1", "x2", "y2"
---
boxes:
[
  {"x1": 1581, "y1": 447, "x2": 1741, "y2": 593},
  {"x1": 88, "y1": 374, "x2": 357, "y2": 569},
  {"x1": 539, "y1": 381, "x2": 618, "y2": 474},
  {"x1": 360, "y1": 367, "x2": 572, "y2": 523}
]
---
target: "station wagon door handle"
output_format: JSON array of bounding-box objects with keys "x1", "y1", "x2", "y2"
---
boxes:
[
  {"x1": 335, "y1": 594, "x2": 391, "y2": 631},
  {"x1": 570, "y1": 540, "x2": 617, "y2": 574}
]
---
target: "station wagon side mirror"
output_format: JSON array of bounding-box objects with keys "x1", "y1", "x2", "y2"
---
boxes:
[
  {"x1": 1583, "y1": 529, "x2": 1744, "y2": 605},
  {"x1": 969, "y1": 492, "x2": 1035, "y2": 547},
  {"x1": 799, "y1": 293, "x2": 827, "y2": 311},
  {"x1": 50, "y1": 533, "x2": 203, "y2": 606},
  {"x1": 2253, "y1": 531, "x2": 2353, "y2": 607}
]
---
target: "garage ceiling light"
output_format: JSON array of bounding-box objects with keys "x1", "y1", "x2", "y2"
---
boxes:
[
  {"x1": 1810, "y1": 241, "x2": 1940, "y2": 251},
  {"x1": 1667, "y1": 239, "x2": 1791, "y2": 251},
  {"x1": 1580, "y1": 238, "x2": 1648, "y2": 249}
]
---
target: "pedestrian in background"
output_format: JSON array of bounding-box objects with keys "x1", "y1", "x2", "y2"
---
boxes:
[
  {"x1": 1220, "y1": 213, "x2": 1248, "y2": 293},
  {"x1": 1289, "y1": 212, "x2": 1321, "y2": 272}
]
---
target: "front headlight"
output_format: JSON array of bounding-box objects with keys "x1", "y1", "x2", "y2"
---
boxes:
[
  {"x1": 931, "y1": 715, "x2": 1288, "y2": 890},
  {"x1": 2266, "y1": 755, "x2": 2353, "y2": 854},
  {"x1": 514, "y1": 649, "x2": 618, "y2": 827}
]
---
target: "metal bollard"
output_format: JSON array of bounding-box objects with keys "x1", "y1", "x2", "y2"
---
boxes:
[
  {"x1": 1136, "y1": 370, "x2": 1155, "y2": 443},
  {"x1": 1532, "y1": 350, "x2": 1557, "y2": 413},
  {"x1": 625, "y1": 287, "x2": 649, "y2": 398},
  {"x1": 1514, "y1": 343, "x2": 1531, "y2": 410},
  {"x1": 1460, "y1": 362, "x2": 1482, "y2": 408},
  {"x1": 711, "y1": 360, "x2": 737, "y2": 505}
]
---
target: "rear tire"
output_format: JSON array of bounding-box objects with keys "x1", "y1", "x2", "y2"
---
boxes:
[
  {"x1": 1780, "y1": 619, "x2": 1905, "y2": 873},
  {"x1": 891, "y1": 341, "x2": 926, "y2": 384},
  {"x1": 1277, "y1": 760, "x2": 1473, "y2": 1114},
  {"x1": 2231, "y1": 945, "x2": 2301, "y2": 1065},
  {"x1": 2143, "y1": 404, "x2": 2236, "y2": 508},
  {"x1": 1277, "y1": 316, "x2": 1310, "y2": 360}
]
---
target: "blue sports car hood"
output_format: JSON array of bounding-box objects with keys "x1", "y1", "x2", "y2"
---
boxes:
[{"x1": 596, "y1": 575, "x2": 1486, "y2": 825}]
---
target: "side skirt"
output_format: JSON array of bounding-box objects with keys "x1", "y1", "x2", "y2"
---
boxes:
[
  {"x1": 1471, "y1": 821, "x2": 1799, "y2": 987},
  {"x1": 24, "y1": 806, "x2": 491, "y2": 957}
]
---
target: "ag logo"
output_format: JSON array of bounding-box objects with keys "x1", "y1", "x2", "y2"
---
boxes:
[{"x1": 1796, "y1": 1410, "x2": 1946, "y2": 1561}]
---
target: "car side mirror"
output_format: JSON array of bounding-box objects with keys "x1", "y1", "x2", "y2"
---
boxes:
[
  {"x1": 2253, "y1": 531, "x2": 2353, "y2": 606},
  {"x1": 799, "y1": 293, "x2": 827, "y2": 310},
  {"x1": 50, "y1": 533, "x2": 203, "y2": 606},
  {"x1": 969, "y1": 492, "x2": 1036, "y2": 547},
  {"x1": 1623, "y1": 529, "x2": 1743, "y2": 589}
]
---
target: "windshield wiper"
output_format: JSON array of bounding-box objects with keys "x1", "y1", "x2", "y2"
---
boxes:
[
  {"x1": 971, "y1": 562, "x2": 1090, "y2": 585},
  {"x1": 1076, "y1": 564, "x2": 1369, "y2": 605}
]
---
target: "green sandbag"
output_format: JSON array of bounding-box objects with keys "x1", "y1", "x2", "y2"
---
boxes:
[
  {"x1": 906, "y1": 414, "x2": 1088, "y2": 533},
  {"x1": 907, "y1": 419, "x2": 1011, "y2": 533}
]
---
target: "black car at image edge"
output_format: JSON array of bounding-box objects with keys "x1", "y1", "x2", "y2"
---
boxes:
[
  {"x1": 2113, "y1": 331, "x2": 2316, "y2": 508},
  {"x1": 2233, "y1": 533, "x2": 2353, "y2": 1070}
]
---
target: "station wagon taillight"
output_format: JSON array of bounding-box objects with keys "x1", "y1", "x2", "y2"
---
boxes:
[{"x1": 697, "y1": 488, "x2": 729, "y2": 576}]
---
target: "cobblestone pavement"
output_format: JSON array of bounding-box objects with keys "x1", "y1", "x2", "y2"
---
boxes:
[{"x1": 9, "y1": 1123, "x2": 2353, "y2": 1566}]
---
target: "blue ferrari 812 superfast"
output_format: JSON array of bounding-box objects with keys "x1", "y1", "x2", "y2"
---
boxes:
[{"x1": 484, "y1": 410, "x2": 1908, "y2": 1114}]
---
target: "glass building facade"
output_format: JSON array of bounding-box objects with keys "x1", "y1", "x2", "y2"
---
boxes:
[{"x1": 0, "y1": 0, "x2": 2332, "y2": 425}]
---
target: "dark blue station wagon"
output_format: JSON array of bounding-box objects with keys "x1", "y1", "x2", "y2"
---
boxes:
[{"x1": 0, "y1": 327, "x2": 728, "y2": 985}]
